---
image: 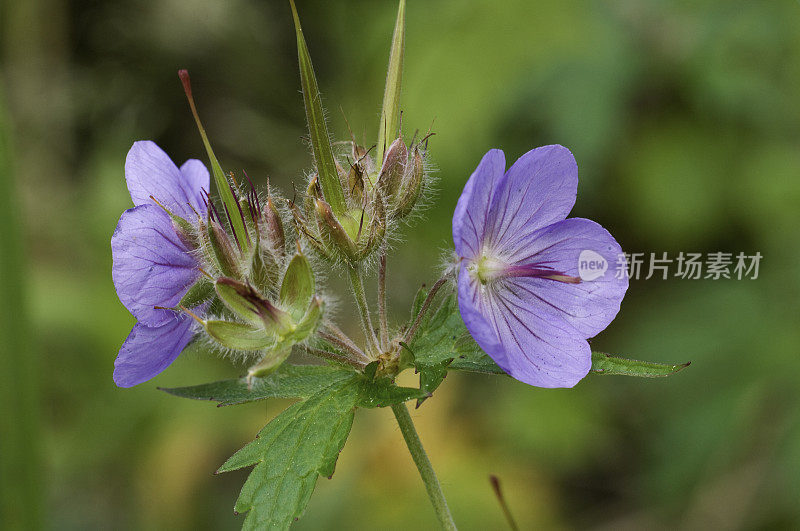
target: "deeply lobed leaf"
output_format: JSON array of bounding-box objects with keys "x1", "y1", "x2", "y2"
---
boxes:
[
  {"x1": 160, "y1": 364, "x2": 355, "y2": 406},
  {"x1": 218, "y1": 378, "x2": 359, "y2": 529}
]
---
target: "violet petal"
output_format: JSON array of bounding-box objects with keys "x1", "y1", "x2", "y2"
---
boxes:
[
  {"x1": 113, "y1": 316, "x2": 196, "y2": 388},
  {"x1": 125, "y1": 141, "x2": 209, "y2": 220},
  {"x1": 111, "y1": 204, "x2": 200, "y2": 326}
]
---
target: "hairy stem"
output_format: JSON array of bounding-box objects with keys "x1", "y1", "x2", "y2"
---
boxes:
[
  {"x1": 318, "y1": 330, "x2": 370, "y2": 362},
  {"x1": 347, "y1": 265, "x2": 379, "y2": 354},
  {"x1": 391, "y1": 403, "x2": 456, "y2": 530},
  {"x1": 378, "y1": 249, "x2": 389, "y2": 350},
  {"x1": 300, "y1": 345, "x2": 367, "y2": 370},
  {"x1": 404, "y1": 275, "x2": 449, "y2": 343}
]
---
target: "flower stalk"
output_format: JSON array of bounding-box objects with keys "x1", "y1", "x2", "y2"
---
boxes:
[
  {"x1": 391, "y1": 403, "x2": 456, "y2": 530},
  {"x1": 404, "y1": 275, "x2": 449, "y2": 343},
  {"x1": 347, "y1": 266, "x2": 379, "y2": 354},
  {"x1": 378, "y1": 249, "x2": 389, "y2": 350}
]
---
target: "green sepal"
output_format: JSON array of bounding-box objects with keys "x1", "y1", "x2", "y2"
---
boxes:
[
  {"x1": 214, "y1": 278, "x2": 263, "y2": 327},
  {"x1": 285, "y1": 296, "x2": 323, "y2": 342},
  {"x1": 280, "y1": 250, "x2": 315, "y2": 318},
  {"x1": 289, "y1": 0, "x2": 347, "y2": 216},
  {"x1": 590, "y1": 352, "x2": 691, "y2": 377},
  {"x1": 204, "y1": 320, "x2": 273, "y2": 351},
  {"x1": 179, "y1": 278, "x2": 215, "y2": 309},
  {"x1": 376, "y1": 0, "x2": 406, "y2": 165},
  {"x1": 247, "y1": 346, "x2": 293, "y2": 379},
  {"x1": 250, "y1": 242, "x2": 279, "y2": 293}
]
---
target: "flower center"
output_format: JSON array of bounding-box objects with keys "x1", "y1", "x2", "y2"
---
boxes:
[{"x1": 468, "y1": 253, "x2": 581, "y2": 285}]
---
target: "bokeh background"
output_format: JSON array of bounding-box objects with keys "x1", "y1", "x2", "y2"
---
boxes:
[{"x1": 2, "y1": 0, "x2": 799, "y2": 529}]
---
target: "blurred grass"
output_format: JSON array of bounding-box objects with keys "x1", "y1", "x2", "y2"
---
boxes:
[{"x1": 1, "y1": 0, "x2": 800, "y2": 529}]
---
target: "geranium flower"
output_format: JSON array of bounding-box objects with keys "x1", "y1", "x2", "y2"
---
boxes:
[
  {"x1": 111, "y1": 141, "x2": 209, "y2": 387},
  {"x1": 453, "y1": 145, "x2": 628, "y2": 388}
]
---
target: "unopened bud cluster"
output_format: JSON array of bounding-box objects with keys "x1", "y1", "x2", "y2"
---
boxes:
[
  {"x1": 164, "y1": 178, "x2": 322, "y2": 379},
  {"x1": 291, "y1": 134, "x2": 427, "y2": 266}
]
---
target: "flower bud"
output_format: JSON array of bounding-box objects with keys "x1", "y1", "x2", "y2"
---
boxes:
[
  {"x1": 263, "y1": 195, "x2": 286, "y2": 256},
  {"x1": 280, "y1": 250, "x2": 315, "y2": 320},
  {"x1": 356, "y1": 191, "x2": 387, "y2": 260},
  {"x1": 393, "y1": 146, "x2": 424, "y2": 219},
  {"x1": 377, "y1": 137, "x2": 408, "y2": 198},
  {"x1": 315, "y1": 198, "x2": 358, "y2": 262},
  {"x1": 207, "y1": 216, "x2": 241, "y2": 278},
  {"x1": 250, "y1": 243, "x2": 280, "y2": 294}
]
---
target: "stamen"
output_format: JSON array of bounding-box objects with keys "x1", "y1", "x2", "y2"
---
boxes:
[
  {"x1": 179, "y1": 305, "x2": 204, "y2": 324},
  {"x1": 243, "y1": 169, "x2": 255, "y2": 190},
  {"x1": 223, "y1": 203, "x2": 242, "y2": 252},
  {"x1": 500, "y1": 264, "x2": 581, "y2": 284},
  {"x1": 204, "y1": 189, "x2": 222, "y2": 224},
  {"x1": 148, "y1": 195, "x2": 171, "y2": 215}
]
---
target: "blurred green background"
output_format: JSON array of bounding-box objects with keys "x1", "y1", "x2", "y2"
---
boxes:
[{"x1": 2, "y1": 0, "x2": 799, "y2": 529}]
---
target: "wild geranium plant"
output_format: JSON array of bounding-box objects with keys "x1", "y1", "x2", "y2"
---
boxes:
[{"x1": 111, "y1": 1, "x2": 689, "y2": 528}]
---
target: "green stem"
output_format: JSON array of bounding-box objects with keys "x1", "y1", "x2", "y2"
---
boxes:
[
  {"x1": 347, "y1": 266, "x2": 379, "y2": 354},
  {"x1": 378, "y1": 249, "x2": 389, "y2": 350},
  {"x1": 391, "y1": 403, "x2": 457, "y2": 530}
]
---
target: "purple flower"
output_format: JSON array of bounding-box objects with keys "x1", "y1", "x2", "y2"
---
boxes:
[
  {"x1": 111, "y1": 141, "x2": 209, "y2": 387},
  {"x1": 453, "y1": 145, "x2": 628, "y2": 388}
]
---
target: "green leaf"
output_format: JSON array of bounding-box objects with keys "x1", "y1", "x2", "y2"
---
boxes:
[
  {"x1": 161, "y1": 362, "x2": 428, "y2": 409},
  {"x1": 409, "y1": 283, "x2": 428, "y2": 326},
  {"x1": 410, "y1": 292, "x2": 502, "y2": 379},
  {"x1": 356, "y1": 377, "x2": 429, "y2": 408},
  {"x1": 417, "y1": 361, "x2": 448, "y2": 407},
  {"x1": 289, "y1": 0, "x2": 347, "y2": 216},
  {"x1": 590, "y1": 352, "x2": 691, "y2": 377},
  {"x1": 376, "y1": 0, "x2": 406, "y2": 165},
  {"x1": 218, "y1": 378, "x2": 359, "y2": 529},
  {"x1": 160, "y1": 364, "x2": 356, "y2": 406}
]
